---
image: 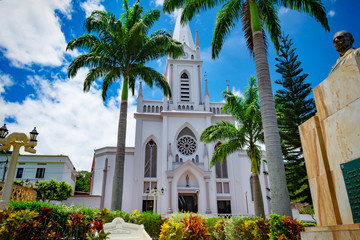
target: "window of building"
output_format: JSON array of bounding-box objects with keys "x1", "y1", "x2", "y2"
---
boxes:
[
  {"x1": 215, "y1": 143, "x2": 228, "y2": 179},
  {"x1": 143, "y1": 181, "x2": 157, "y2": 193},
  {"x1": 250, "y1": 175, "x2": 254, "y2": 201},
  {"x1": 36, "y1": 168, "x2": 45, "y2": 178},
  {"x1": 217, "y1": 200, "x2": 231, "y2": 214},
  {"x1": 16, "y1": 168, "x2": 23, "y2": 178},
  {"x1": 142, "y1": 200, "x2": 154, "y2": 212},
  {"x1": 177, "y1": 127, "x2": 197, "y2": 156},
  {"x1": 144, "y1": 140, "x2": 157, "y2": 178},
  {"x1": 216, "y1": 182, "x2": 230, "y2": 194},
  {"x1": 180, "y1": 73, "x2": 190, "y2": 102}
]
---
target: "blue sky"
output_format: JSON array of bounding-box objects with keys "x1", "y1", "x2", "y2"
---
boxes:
[{"x1": 0, "y1": 0, "x2": 359, "y2": 171}]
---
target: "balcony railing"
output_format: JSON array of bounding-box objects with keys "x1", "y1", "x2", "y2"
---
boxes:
[
  {"x1": 142, "y1": 101, "x2": 163, "y2": 113},
  {"x1": 0, "y1": 182, "x2": 37, "y2": 202}
]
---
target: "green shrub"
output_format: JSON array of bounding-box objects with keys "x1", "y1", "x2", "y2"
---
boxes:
[
  {"x1": 206, "y1": 217, "x2": 226, "y2": 240},
  {"x1": 225, "y1": 216, "x2": 257, "y2": 240},
  {"x1": 36, "y1": 179, "x2": 72, "y2": 202},
  {"x1": 159, "y1": 221, "x2": 185, "y2": 239},
  {"x1": 269, "y1": 214, "x2": 304, "y2": 240},
  {"x1": 128, "y1": 210, "x2": 162, "y2": 238},
  {"x1": 181, "y1": 213, "x2": 209, "y2": 239}
]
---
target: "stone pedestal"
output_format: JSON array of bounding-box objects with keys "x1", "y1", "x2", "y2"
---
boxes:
[{"x1": 299, "y1": 48, "x2": 360, "y2": 239}]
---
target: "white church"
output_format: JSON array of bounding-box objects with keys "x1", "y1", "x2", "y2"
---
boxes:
[{"x1": 89, "y1": 9, "x2": 271, "y2": 216}]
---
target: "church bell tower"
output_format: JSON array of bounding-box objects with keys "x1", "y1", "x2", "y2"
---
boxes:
[{"x1": 165, "y1": 8, "x2": 204, "y2": 111}]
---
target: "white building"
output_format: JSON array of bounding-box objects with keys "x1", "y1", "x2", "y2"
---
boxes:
[
  {"x1": 90, "y1": 9, "x2": 271, "y2": 216},
  {"x1": 0, "y1": 152, "x2": 78, "y2": 192}
]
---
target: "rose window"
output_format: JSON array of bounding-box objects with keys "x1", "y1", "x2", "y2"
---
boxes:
[{"x1": 177, "y1": 136, "x2": 197, "y2": 155}]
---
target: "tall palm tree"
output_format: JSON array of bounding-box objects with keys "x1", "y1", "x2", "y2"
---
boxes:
[
  {"x1": 201, "y1": 77, "x2": 265, "y2": 216},
  {"x1": 164, "y1": 0, "x2": 329, "y2": 216},
  {"x1": 66, "y1": 0, "x2": 183, "y2": 210}
]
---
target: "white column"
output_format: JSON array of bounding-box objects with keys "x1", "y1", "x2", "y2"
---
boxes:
[
  {"x1": 167, "y1": 177, "x2": 173, "y2": 213},
  {"x1": 205, "y1": 177, "x2": 211, "y2": 214}
]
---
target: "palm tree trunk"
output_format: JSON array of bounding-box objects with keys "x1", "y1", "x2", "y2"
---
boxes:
[
  {"x1": 250, "y1": 150, "x2": 265, "y2": 217},
  {"x1": 252, "y1": 30, "x2": 292, "y2": 217},
  {"x1": 252, "y1": 172, "x2": 265, "y2": 216},
  {"x1": 111, "y1": 78, "x2": 129, "y2": 210}
]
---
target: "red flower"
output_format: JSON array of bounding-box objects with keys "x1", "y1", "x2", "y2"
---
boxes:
[{"x1": 90, "y1": 220, "x2": 104, "y2": 232}]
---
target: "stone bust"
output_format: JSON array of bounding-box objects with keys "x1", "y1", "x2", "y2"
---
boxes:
[
  {"x1": 333, "y1": 31, "x2": 354, "y2": 58},
  {"x1": 331, "y1": 30, "x2": 356, "y2": 73}
]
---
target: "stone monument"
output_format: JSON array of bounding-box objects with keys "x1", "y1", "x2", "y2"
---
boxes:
[{"x1": 299, "y1": 31, "x2": 360, "y2": 239}]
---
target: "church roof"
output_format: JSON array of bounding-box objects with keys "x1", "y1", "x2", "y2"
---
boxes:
[{"x1": 173, "y1": 7, "x2": 195, "y2": 50}]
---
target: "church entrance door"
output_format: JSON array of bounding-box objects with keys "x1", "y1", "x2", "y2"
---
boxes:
[{"x1": 178, "y1": 193, "x2": 198, "y2": 212}]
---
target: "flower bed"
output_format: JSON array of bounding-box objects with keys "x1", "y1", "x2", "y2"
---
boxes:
[{"x1": 0, "y1": 201, "x2": 307, "y2": 239}]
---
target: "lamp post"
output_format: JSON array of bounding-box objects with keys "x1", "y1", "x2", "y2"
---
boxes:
[
  {"x1": 0, "y1": 124, "x2": 38, "y2": 209},
  {"x1": 146, "y1": 186, "x2": 164, "y2": 214}
]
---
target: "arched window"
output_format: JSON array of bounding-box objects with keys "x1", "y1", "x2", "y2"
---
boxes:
[
  {"x1": 177, "y1": 127, "x2": 197, "y2": 156},
  {"x1": 143, "y1": 106, "x2": 146, "y2": 112},
  {"x1": 250, "y1": 176, "x2": 254, "y2": 201},
  {"x1": 180, "y1": 73, "x2": 190, "y2": 102},
  {"x1": 144, "y1": 140, "x2": 157, "y2": 178},
  {"x1": 215, "y1": 143, "x2": 228, "y2": 179}
]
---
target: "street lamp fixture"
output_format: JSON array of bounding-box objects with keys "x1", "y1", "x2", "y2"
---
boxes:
[
  {"x1": 146, "y1": 186, "x2": 164, "y2": 214},
  {"x1": 0, "y1": 125, "x2": 38, "y2": 209},
  {"x1": 0, "y1": 124, "x2": 9, "y2": 139},
  {"x1": 30, "y1": 127, "x2": 38, "y2": 142}
]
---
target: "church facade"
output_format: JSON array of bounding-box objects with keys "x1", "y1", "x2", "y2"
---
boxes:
[{"x1": 90, "y1": 9, "x2": 271, "y2": 216}]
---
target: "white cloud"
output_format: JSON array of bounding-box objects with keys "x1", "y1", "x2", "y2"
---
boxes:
[
  {"x1": 0, "y1": 73, "x2": 13, "y2": 94},
  {"x1": 152, "y1": 0, "x2": 164, "y2": 7},
  {"x1": 80, "y1": 0, "x2": 106, "y2": 18},
  {"x1": 278, "y1": 7, "x2": 289, "y2": 16},
  {"x1": 328, "y1": 10, "x2": 335, "y2": 17},
  {"x1": 0, "y1": 70, "x2": 137, "y2": 171},
  {"x1": 231, "y1": 86, "x2": 244, "y2": 98},
  {"x1": 156, "y1": 59, "x2": 162, "y2": 68},
  {"x1": 0, "y1": 0, "x2": 72, "y2": 67}
]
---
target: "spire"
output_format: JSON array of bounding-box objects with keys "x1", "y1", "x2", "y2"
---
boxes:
[
  {"x1": 173, "y1": 7, "x2": 195, "y2": 50},
  {"x1": 195, "y1": 30, "x2": 200, "y2": 48},
  {"x1": 138, "y1": 81, "x2": 143, "y2": 98},
  {"x1": 204, "y1": 73, "x2": 209, "y2": 97},
  {"x1": 137, "y1": 81, "x2": 143, "y2": 112},
  {"x1": 204, "y1": 72, "x2": 210, "y2": 111}
]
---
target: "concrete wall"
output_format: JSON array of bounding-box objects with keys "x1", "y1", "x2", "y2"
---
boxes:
[{"x1": 64, "y1": 195, "x2": 101, "y2": 208}]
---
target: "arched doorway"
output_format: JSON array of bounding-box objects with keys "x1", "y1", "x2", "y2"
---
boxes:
[{"x1": 177, "y1": 172, "x2": 199, "y2": 212}]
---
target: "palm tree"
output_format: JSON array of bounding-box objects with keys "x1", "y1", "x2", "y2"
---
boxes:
[
  {"x1": 201, "y1": 77, "x2": 265, "y2": 216},
  {"x1": 164, "y1": 0, "x2": 329, "y2": 216},
  {"x1": 66, "y1": 0, "x2": 183, "y2": 210}
]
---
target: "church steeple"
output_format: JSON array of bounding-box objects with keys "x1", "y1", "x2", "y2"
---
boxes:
[{"x1": 173, "y1": 7, "x2": 195, "y2": 50}]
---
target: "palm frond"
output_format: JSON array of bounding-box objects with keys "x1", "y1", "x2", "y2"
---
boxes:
[
  {"x1": 84, "y1": 10, "x2": 115, "y2": 34},
  {"x1": 163, "y1": 0, "x2": 186, "y2": 14},
  {"x1": 67, "y1": 54, "x2": 114, "y2": 78},
  {"x1": 131, "y1": 65, "x2": 172, "y2": 97},
  {"x1": 200, "y1": 121, "x2": 239, "y2": 143},
  {"x1": 212, "y1": 0, "x2": 243, "y2": 59},
  {"x1": 277, "y1": 0, "x2": 330, "y2": 31},
  {"x1": 101, "y1": 67, "x2": 123, "y2": 100},
  {"x1": 83, "y1": 66, "x2": 113, "y2": 93},
  {"x1": 66, "y1": 34, "x2": 101, "y2": 51},
  {"x1": 257, "y1": 0, "x2": 281, "y2": 52},
  {"x1": 211, "y1": 139, "x2": 244, "y2": 166},
  {"x1": 222, "y1": 90, "x2": 244, "y2": 121},
  {"x1": 142, "y1": 9, "x2": 161, "y2": 30},
  {"x1": 134, "y1": 30, "x2": 183, "y2": 63}
]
